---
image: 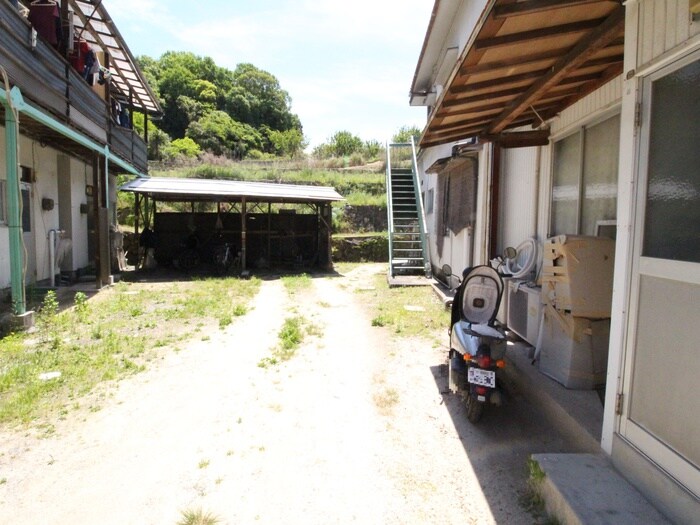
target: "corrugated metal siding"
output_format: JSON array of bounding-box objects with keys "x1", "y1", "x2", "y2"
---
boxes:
[
  {"x1": 499, "y1": 147, "x2": 538, "y2": 252},
  {"x1": 638, "y1": 0, "x2": 698, "y2": 67}
]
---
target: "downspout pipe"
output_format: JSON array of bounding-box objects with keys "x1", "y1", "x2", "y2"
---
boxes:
[{"x1": 2, "y1": 82, "x2": 26, "y2": 315}]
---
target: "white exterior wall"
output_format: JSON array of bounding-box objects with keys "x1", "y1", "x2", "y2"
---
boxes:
[
  {"x1": 498, "y1": 146, "x2": 539, "y2": 254},
  {"x1": 417, "y1": 143, "x2": 455, "y2": 272},
  {"x1": 417, "y1": 141, "x2": 493, "y2": 274},
  {"x1": 0, "y1": 127, "x2": 92, "y2": 289},
  {"x1": 70, "y1": 157, "x2": 91, "y2": 271}
]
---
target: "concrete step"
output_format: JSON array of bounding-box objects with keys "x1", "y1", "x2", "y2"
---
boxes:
[{"x1": 530, "y1": 454, "x2": 672, "y2": 525}]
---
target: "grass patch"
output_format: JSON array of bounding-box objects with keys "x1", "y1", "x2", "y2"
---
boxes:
[
  {"x1": 0, "y1": 278, "x2": 260, "y2": 426},
  {"x1": 281, "y1": 274, "x2": 312, "y2": 296},
  {"x1": 257, "y1": 315, "x2": 321, "y2": 368},
  {"x1": 373, "y1": 387, "x2": 400, "y2": 415},
  {"x1": 364, "y1": 274, "x2": 450, "y2": 338},
  {"x1": 177, "y1": 508, "x2": 220, "y2": 525}
]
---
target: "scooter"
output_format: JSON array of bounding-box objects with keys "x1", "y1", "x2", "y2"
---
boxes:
[{"x1": 444, "y1": 248, "x2": 515, "y2": 423}]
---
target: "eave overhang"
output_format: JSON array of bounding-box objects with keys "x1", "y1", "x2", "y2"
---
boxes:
[
  {"x1": 419, "y1": 0, "x2": 625, "y2": 149},
  {"x1": 68, "y1": 0, "x2": 162, "y2": 115}
]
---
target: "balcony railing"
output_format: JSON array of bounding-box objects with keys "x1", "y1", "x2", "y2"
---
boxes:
[{"x1": 0, "y1": 1, "x2": 147, "y2": 173}]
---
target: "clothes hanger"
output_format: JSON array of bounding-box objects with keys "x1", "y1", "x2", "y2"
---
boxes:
[{"x1": 30, "y1": 0, "x2": 57, "y2": 6}]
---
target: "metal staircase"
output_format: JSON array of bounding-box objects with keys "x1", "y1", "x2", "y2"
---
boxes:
[{"x1": 386, "y1": 139, "x2": 431, "y2": 278}]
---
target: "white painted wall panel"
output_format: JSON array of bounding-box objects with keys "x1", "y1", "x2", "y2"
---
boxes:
[
  {"x1": 499, "y1": 146, "x2": 538, "y2": 253},
  {"x1": 70, "y1": 157, "x2": 90, "y2": 271},
  {"x1": 551, "y1": 76, "x2": 622, "y2": 136},
  {"x1": 637, "y1": 0, "x2": 699, "y2": 68}
]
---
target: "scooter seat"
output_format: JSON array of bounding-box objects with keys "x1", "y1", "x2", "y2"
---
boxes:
[{"x1": 464, "y1": 323, "x2": 506, "y2": 339}]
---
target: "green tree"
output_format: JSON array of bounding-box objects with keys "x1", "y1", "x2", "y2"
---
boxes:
[
  {"x1": 165, "y1": 137, "x2": 201, "y2": 159},
  {"x1": 363, "y1": 139, "x2": 383, "y2": 160},
  {"x1": 186, "y1": 110, "x2": 262, "y2": 158},
  {"x1": 328, "y1": 131, "x2": 363, "y2": 157},
  {"x1": 392, "y1": 125, "x2": 422, "y2": 144},
  {"x1": 230, "y1": 63, "x2": 299, "y2": 132},
  {"x1": 137, "y1": 52, "x2": 302, "y2": 157},
  {"x1": 148, "y1": 127, "x2": 171, "y2": 161},
  {"x1": 268, "y1": 128, "x2": 308, "y2": 158}
]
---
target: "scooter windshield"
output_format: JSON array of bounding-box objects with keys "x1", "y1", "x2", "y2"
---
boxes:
[{"x1": 461, "y1": 266, "x2": 503, "y2": 325}]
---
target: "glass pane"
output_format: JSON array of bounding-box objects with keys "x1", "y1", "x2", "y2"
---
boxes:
[
  {"x1": 630, "y1": 276, "x2": 700, "y2": 469},
  {"x1": 21, "y1": 188, "x2": 31, "y2": 233},
  {"x1": 581, "y1": 115, "x2": 620, "y2": 236},
  {"x1": 643, "y1": 58, "x2": 700, "y2": 262},
  {"x1": 551, "y1": 132, "x2": 581, "y2": 235}
]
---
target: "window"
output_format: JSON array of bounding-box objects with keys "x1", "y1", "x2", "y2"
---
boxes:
[
  {"x1": 425, "y1": 188, "x2": 434, "y2": 214},
  {"x1": 550, "y1": 114, "x2": 620, "y2": 236},
  {"x1": 642, "y1": 57, "x2": 700, "y2": 263}
]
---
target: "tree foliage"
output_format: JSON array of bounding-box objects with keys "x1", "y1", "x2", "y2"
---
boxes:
[
  {"x1": 137, "y1": 52, "x2": 303, "y2": 159},
  {"x1": 392, "y1": 125, "x2": 422, "y2": 144}
]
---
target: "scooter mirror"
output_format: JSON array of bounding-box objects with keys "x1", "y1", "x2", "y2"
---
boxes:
[
  {"x1": 442, "y1": 264, "x2": 453, "y2": 277},
  {"x1": 504, "y1": 246, "x2": 517, "y2": 260}
]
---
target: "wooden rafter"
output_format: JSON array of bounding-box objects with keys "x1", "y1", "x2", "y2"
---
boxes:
[
  {"x1": 494, "y1": 0, "x2": 618, "y2": 18},
  {"x1": 449, "y1": 69, "x2": 549, "y2": 94},
  {"x1": 457, "y1": 48, "x2": 570, "y2": 77},
  {"x1": 538, "y1": 61, "x2": 623, "y2": 121},
  {"x1": 475, "y1": 18, "x2": 606, "y2": 50},
  {"x1": 486, "y1": 6, "x2": 624, "y2": 134}
]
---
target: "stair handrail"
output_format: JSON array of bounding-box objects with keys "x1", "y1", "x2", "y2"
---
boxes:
[
  {"x1": 410, "y1": 136, "x2": 432, "y2": 278},
  {"x1": 385, "y1": 141, "x2": 394, "y2": 275}
]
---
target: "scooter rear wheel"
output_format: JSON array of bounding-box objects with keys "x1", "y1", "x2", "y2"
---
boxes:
[{"x1": 465, "y1": 392, "x2": 484, "y2": 423}]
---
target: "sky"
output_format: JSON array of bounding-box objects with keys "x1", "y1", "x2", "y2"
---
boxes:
[{"x1": 106, "y1": 0, "x2": 435, "y2": 149}]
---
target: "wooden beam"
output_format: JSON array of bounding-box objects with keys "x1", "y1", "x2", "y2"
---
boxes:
[
  {"x1": 449, "y1": 69, "x2": 548, "y2": 94},
  {"x1": 487, "y1": 7, "x2": 624, "y2": 134},
  {"x1": 480, "y1": 130, "x2": 551, "y2": 147},
  {"x1": 537, "y1": 61, "x2": 623, "y2": 121},
  {"x1": 425, "y1": 114, "x2": 535, "y2": 146},
  {"x1": 494, "y1": 0, "x2": 615, "y2": 18},
  {"x1": 442, "y1": 87, "x2": 525, "y2": 108},
  {"x1": 458, "y1": 48, "x2": 570, "y2": 77},
  {"x1": 475, "y1": 18, "x2": 606, "y2": 50}
]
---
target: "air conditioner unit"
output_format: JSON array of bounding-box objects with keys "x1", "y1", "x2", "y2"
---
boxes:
[{"x1": 507, "y1": 281, "x2": 542, "y2": 345}]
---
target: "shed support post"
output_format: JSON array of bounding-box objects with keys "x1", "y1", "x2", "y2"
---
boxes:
[
  {"x1": 267, "y1": 202, "x2": 272, "y2": 265},
  {"x1": 241, "y1": 197, "x2": 247, "y2": 271}
]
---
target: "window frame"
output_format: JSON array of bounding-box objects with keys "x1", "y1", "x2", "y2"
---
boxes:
[{"x1": 549, "y1": 112, "x2": 621, "y2": 237}]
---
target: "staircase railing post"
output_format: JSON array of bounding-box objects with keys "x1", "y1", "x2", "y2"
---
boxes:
[
  {"x1": 385, "y1": 142, "x2": 394, "y2": 276},
  {"x1": 410, "y1": 137, "x2": 431, "y2": 278}
]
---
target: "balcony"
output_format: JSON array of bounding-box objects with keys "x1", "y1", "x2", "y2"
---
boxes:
[{"x1": 0, "y1": 0, "x2": 149, "y2": 173}]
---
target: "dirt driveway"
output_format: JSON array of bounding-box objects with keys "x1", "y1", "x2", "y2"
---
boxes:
[{"x1": 0, "y1": 264, "x2": 580, "y2": 524}]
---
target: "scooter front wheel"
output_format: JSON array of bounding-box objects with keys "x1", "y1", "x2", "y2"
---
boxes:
[{"x1": 465, "y1": 391, "x2": 484, "y2": 423}]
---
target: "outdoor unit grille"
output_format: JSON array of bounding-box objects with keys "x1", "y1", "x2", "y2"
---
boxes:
[{"x1": 507, "y1": 282, "x2": 542, "y2": 345}]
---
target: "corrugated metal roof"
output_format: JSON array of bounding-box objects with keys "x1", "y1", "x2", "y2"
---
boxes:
[
  {"x1": 120, "y1": 177, "x2": 345, "y2": 203},
  {"x1": 69, "y1": 0, "x2": 161, "y2": 114}
]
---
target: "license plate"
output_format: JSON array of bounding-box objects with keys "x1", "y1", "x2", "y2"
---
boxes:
[{"x1": 468, "y1": 367, "x2": 496, "y2": 388}]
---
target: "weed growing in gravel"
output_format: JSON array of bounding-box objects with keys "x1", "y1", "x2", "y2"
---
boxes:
[
  {"x1": 373, "y1": 387, "x2": 400, "y2": 415},
  {"x1": 177, "y1": 507, "x2": 220, "y2": 525},
  {"x1": 257, "y1": 315, "x2": 321, "y2": 368},
  {"x1": 281, "y1": 274, "x2": 312, "y2": 295},
  {"x1": 0, "y1": 277, "x2": 260, "y2": 425}
]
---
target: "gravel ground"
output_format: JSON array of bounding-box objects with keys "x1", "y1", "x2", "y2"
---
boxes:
[{"x1": 0, "y1": 264, "x2": 580, "y2": 524}]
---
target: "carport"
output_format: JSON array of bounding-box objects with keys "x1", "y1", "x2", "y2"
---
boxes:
[{"x1": 119, "y1": 177, "x2": 344, "y2": 272}]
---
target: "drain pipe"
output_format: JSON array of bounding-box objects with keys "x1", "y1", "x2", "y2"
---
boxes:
[{"x1": 49, "y1": 229, "x2": 64, "y2": 287}]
